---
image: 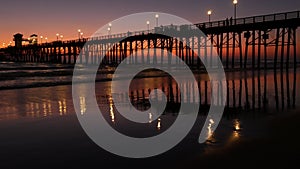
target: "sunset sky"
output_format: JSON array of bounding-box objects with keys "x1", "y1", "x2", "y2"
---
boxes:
[{"x1": 0, "y1": 0, "x2": 299, "y2": 45}]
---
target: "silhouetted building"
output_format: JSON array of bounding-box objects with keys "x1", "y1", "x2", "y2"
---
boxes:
[{"x1": 13, "y1": 33, "x2": 23, "y2": 48}]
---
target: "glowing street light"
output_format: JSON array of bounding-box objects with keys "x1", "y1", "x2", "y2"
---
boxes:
[
  {"x1": 60, "y1": 35, "x2": 63, "y2": 41},
  {"x1": 40, "y1": 36, "x2": 43, "y2": 43},
  {"x1": 108, "y1": 23, "x2": 112, "y2": 36},
  {"x1": 78, "y1": 29, "x2": 81, "y2": 39},
  {"x1": 146, "y1": 21, "x2": 150, "y2": 33},
  {"x1": 56, "y1": 33, "x2": 59, "y2": 41},
  {"x1": 45, "y1": 37, "x2": 48, "y2": 43},
  {"x1": 2, "y1": 42, "x2": 5, "y2": 47},
  {"x1": 233, "y1": 0, "x2": 238, "y2": 24},
  {"x1": 207, "y1": 10, "x2": 212, "y2": 23},
  {"x1": 109, "y1": 23, "x2": 112, "y2": 33},
  {"x1": 107, "y1": 27, "x2": 111, "y2": 36},
  {"x1": 80, "y1": 32, "x2": 83, "y2": 39},
  {"x1": 155, "y1": 14, "x2": 159, "y2": 27}
]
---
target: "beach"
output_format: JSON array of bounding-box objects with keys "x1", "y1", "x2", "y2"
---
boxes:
[
  {"x1": 0, "y1": 62, "x2": 299, "y2": 168},
  {"x1": 1, "y1": 92, "x2": 299, "y2": 168}
]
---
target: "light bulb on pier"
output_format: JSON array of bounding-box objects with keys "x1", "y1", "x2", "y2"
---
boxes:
[
  {"x1": 233, "y1": 0, "x2": 238, "y2": 23},
  {"x1": 56, "y1": 33, "x2": 59, "y2": 41},
  {"x1": 155, "y1": 14, "x2": 159, "y2": 27},
  {"x1": 207, "y1": 10, "x2": 212, "y2": 23},
  {"x1": 108, "y1": 23, "x2": 112, "y2": 36},
  {"x1": 78, "y1": 29, "x2": 81, "y2": 39},
  {"x1": 146, "y1": 21, "x2": 150, "y2": 33}
]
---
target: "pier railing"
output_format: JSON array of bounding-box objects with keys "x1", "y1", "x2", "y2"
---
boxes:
[
  {"x1": 195, "y1": 11, "x2": 300, "y2": 28},
  {"x1": 49, "y1": 11, "x2": 300, "y2": 45}
]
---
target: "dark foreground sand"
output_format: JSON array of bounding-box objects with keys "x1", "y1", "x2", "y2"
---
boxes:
[
  {"x1": 180, "y1": 109, "x2": 300, "y2": 169},
  {"x1": 0, "y1": 108, "x2": 299, "y2": 169}
]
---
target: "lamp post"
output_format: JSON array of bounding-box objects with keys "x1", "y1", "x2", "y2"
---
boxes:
[
  {"x1": 80, "y1": 32, "x2": 83, "y2": 39},
  {"x1": 107, "y1": 27, "x2": 111, "y2": 36},
  {"x1": 146, "y1": 21, "x2": 150, "y2": 33},
  {"x1": 207, "y1": 10, "x2": 212, "y2": 23},
  {"x1": 60, "y1": 35, "x2": 63, "y2": 41},
  {"x1": 45, "y1": 37, "x2": 48, "y2": 43},
  {"x1": 155, "y1": 14, "x2": 159, "y2": 27},
  {"x1": 108, "y1": 23, "x2": 112, "y2": 36},
  {"x1": 233, "y1": 0, "x2": 238, "y2": 24},
  {"x1": 78, "y1": 29, "x2": 81, "y2": 39},
  {"x1": 40, "y1": 36, "x2": 43, "y2": 44},
  {"x1": 56, "y1": 33, "x2": 59, "y2": 41}
]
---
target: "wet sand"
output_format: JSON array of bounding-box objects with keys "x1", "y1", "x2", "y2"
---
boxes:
[
  {"x1": 180, "y1": 109, "x2": 300, "y2": 169},
  {"x1": 0, "y1": 65, "x2": 299, "y2": 168},
  {"x1": 1, "y1": 107, "x2": 299, "y2": 168}
]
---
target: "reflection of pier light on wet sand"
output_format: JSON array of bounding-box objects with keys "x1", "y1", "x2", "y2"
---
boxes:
[
  {"x1": 109, "y1": 103, "x2": 115, "y2": 123},
  {"x1": 42, "y1": 100, "x2": 53, "y2": 117},
  {"x1": 149, "y1": 112, "x2": 153, "y2": 123},
  {"x1": 43, "y1": 102, "x2": 47, "y2": 117},
  {"x1": 206, "y1": 119, "x2": 217, "y2": 144},
  {"x1": 207, "y1": 119, "x2": 214, "y2": 139},
  {"x1": 109, "y1": 97, "x2": 115, "y2": 123},
  {"x1": 35, "y1": 103, "x2": 40, "y2": 116},
  {"x1": 58, "y1": 101, "x2": 63, "y2": 116},
  {"x1": 233, "y1": 130, "x2": 240, "y2": 138},
  {"x1": 157, "y1": 118, "x2": 161, "y2": 130},
  {"x1": 226, "y1": 120, "x2": 242, "y2": 142},
  {"x1": 232, "y1": 119, "x2": 242, "y2": 138},
  {"x1": 233, "y1": 119, "x2": 241, "y2": 131},
  {"x1": 79, "y1": 96, "x2": 86, "y2": 115},
  {"x1": 30, "y1": 103, "x2": 34, "y2": 116},
  {"x1": 47, "y1": 100, "x2": 52, "y2": 115},
  {"x1": 63, "y1": 99, "x2": 67, "y2": 115}
]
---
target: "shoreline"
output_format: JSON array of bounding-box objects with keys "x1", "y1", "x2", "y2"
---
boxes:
[{"x1": 0, "y1": 66, "x2": 298, "y2": 91}]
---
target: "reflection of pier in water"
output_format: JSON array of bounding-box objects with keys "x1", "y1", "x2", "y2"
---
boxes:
[
  {"x1": 0, "y1": 69, "x2": 298, "y2": 120},
  {"x1": 0, "y1": 86, "x2": 73, "y2": 120},
  {"x1": 0, "y1": 98, "x2": 69, "y2": 120},
  {"x1": 124, "y1": 70, "x2": 298, "y2": 113}
]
